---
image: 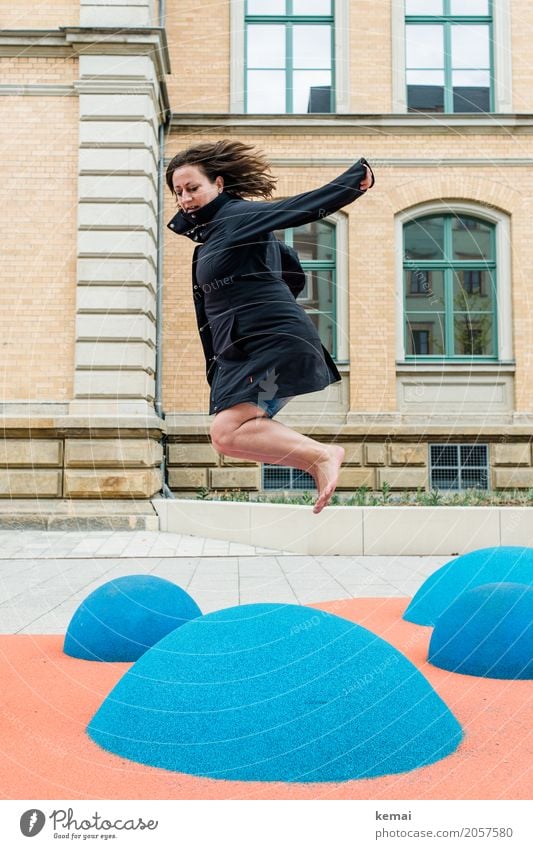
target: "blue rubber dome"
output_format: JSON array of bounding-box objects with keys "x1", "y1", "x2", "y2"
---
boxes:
[
  {"x1": 87, "y1": 603, "x2": 462, "y2": 782},
  {"x1": 64, "y1": 574, "x2": 202, "y2": 662},
  {"x1": 429, "y1": 583, "x2": 533, "y2": 679},
  {"x1": 404, "y1": 546, "x2": 533, "y2": 626}
]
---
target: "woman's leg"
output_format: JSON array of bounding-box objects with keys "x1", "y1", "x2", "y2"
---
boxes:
[{"x1": 210, "y1": 402, "x2": 344, "y2": 514}]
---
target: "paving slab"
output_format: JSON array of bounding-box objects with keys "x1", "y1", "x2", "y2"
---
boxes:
[{"x1": 0, "y1": 529, "x2": 447, "y2": 633}]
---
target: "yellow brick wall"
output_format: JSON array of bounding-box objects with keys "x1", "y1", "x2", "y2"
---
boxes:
[
  {"x1": 0, "y1": 91, "x2": 78, "y2": 402},
  {"x1": 511, "y1": 0, "x2": 533, "y2": 112},
  {"x1": 163, "y1": 130, "x2": 533, "y2": 414},
  {"x1": 0, "y1": 0, "x2": 78, "y2": 28},
  {"x1": 165, "y1": 0, "x2": 231, "y2": 112},
  {"x1": 0, "y1": 56, "x2": 78, "y2": 84},
  {"x1": 349, "y1": 0, "x2": 392, "y2": 113}
]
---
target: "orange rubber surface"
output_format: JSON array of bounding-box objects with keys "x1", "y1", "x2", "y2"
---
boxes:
[{"x1": 1, "y1": 598, "x2": 531, "y2": 800}]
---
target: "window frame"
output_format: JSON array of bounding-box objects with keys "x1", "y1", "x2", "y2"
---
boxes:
[
  {"x1": 429, "y1": 442, "x2": 489, "y2": 491},
  {"x1": 275, "y1": 218, "x2": 338, "y2": 358},
  {"x1": 244, "y1": 0, "x2": 335, "y2": 114},
  {"x1": 391, "y1": 0, "x2": 512, "y2": 113},
  {"x1": 405, "y1": 0, "x2": 494, "y2": 114},
  {"x1": 231, "y1": 0, "x2": 350, "y2": 114},
  {"x1": 395, "y1": 201, "x2": 513, "y2": 364}
]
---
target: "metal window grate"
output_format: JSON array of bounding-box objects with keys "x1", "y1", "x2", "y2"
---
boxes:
[
  {"x1": 430, "y1": 444, "x2": 489, "y2": 491},
  {"x1": 262, "y1": 464, "x2": 316, "y2": 491}
]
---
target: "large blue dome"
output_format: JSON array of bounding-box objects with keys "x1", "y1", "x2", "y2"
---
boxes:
[
  {"x1": 64, "y1": 574, "x2": 202, "y2": 662},
  {"x1": 429, "y1": 583, "x2": 533, "y2": 679},
  {"x1": 404, "y1": 546, "x2": 533, "y2": 626},
  {"x1": 87, "y1": 603, "x2": 462, "y2": 782}
]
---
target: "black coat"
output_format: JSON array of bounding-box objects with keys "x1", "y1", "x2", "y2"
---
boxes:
[{"x1": 167, "y1": 156, "x2": 374, "y2": 415}]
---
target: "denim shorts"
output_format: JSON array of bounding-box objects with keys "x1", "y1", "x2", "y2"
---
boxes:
[{"x1": 256, "y1": 395, "x2": 294, "y2": 418}]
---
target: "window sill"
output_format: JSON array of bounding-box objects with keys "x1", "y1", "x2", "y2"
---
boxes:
[{"x1": 396, "y1": 361, "x2": 516, "y2": 374}]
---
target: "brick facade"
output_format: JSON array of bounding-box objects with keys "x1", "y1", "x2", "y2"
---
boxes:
[{"x1": 1, "y1": 1, "x2": 533, "y2": 499}]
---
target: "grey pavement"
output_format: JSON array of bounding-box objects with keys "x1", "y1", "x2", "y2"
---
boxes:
[{"x1": 0, "y1": 529, "x2": 448, "y2": 634}]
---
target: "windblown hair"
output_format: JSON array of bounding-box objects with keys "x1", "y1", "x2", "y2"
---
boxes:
[{"x1": 166, "y1": 139, "x2": 277, "y2": 201}]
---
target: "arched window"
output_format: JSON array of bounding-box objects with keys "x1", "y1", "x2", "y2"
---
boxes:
[
  {"x1": 275, "y1": 218, "x2": 337, "y2": 358},
  {"x1": 403, "y1": 212, "x2": 497, "y2": 359}
]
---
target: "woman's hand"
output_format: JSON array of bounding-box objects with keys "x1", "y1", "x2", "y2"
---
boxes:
[{"x1": 359, "y1": 164, "x2": 374, "y2": 191}]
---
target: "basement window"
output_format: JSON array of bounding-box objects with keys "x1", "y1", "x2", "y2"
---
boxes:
[
  {"x1": 262, "y1": 464, "x2": 316, "y2": 490},
  {"x1": 430, "y1": 443, "x2": 489, "y2": 490}
]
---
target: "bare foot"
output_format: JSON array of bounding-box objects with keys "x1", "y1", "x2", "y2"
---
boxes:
[{"x1": 311, "y1": 444, "x2": 345, "y2": 514}]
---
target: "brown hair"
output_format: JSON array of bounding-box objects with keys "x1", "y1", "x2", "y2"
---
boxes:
[{"x1": 165, "y1": 139, "x2": 277, "y2": 201}]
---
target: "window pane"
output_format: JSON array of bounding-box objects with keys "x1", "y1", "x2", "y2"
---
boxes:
[
  {"x1": 406, "y1": 25, "x2": 444, "y2": 68},
  {"x1": 293, "y1": 70, "x2": 331, "y2": 112},
  {"x1": 432, "y1": 468, "x2": 460, "y2": 489},
  {"x1": 293, "y1": 25, "x2": 331, "y2": 69},
  {"x1": 406, "y1": 314, "x2": 446, "y2": 355},
  {"x1": 407, "y1": 70, "x2": 445, "y2": 112},
  {"x1": 452, "y1": 215, "x2": 493, "y2": 259},
  {"x1": 293, "y1": 0, "x2": 332, "y2": 13},
  {"x1": 451, "y1": 25, "x2": 489, "y2": 68},
  {"x1": 453, "y1": 269, "x2": 494, "y2": 313},
  {"x1": 454, "y1": 314, "x2": 493, "y2": 355},
  {"x1": 453, "y1": 70, "x2": 490, "y2": 112},
  {"x1": 301, "y1": 268, "x2": 334, "y2": 308},
  {"x1": 404, "y1": 217, "x2": 445, "y2": 260},
  {"x1": 247, "y1": 70, "x2": 286, "y2": 112},
  {"x1": 461, "y1": 444, "x2": 488, "y2": 467},
  {"x1": 406, "y1": 0, "x2": 443, "y2": 13},
  {"x1": 450, "y1": 0, "x2": 489, "y2": 14},
  {"x1": 405, "y1": 269, "x2": 445, "y2": 311},
  {"x1": 247, "y1": 25, "x2": 285, "y2": 68},
  {"x1": 293, "y1": 220, "x2": 335, "y2": 261},
  {"x1": 248, "y1": 0, "x2": 286, "y2": 13}
]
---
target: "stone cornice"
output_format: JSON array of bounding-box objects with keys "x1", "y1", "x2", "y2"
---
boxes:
[
  {"x1": 0, "y1": 27, "x2": 170, "y2": 115},
  {"x1": 0, "y1": 26, "x2": 171, "y2": 78},
  {"x1": 170, "y1": 113, "x2": 533, "y2": 135}
]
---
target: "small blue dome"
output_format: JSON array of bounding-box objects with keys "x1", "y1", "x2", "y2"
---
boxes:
[
  {"x1": 404, "y1": 546, "x2": 533, "y2": 626},
  {"x1": 87, "y1": 603, "x2": 462, "y2": 782},
  {"x1": 64, "y1": 574, "x2": 202, "y2": 662},
  {"x1": 429, "y1": 583, "x2": 533, "y2": 679}
]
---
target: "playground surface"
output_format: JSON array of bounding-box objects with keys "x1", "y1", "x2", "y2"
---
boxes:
[{"x1": 0, "y1": 530, "x2": 531, "y2": 800}]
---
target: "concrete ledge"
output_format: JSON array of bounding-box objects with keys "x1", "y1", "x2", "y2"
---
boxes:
[
  {"x1": 0, "y1": 499, "x2": 159, "y2": 530},
  {"x1": 153, "y1": 498, "x2": 532, "y2": 556}
]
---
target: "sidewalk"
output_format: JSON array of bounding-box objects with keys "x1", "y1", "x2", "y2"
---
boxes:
[{"x1": 0, "y1": 529, "x2": 448, "y2": 634}]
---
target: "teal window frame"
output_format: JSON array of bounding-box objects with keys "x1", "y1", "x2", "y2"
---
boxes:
[
  {"x1": 277, "y1": 222, "x2": 338, "y2": 360},
  {"x1": 403, "y1": 213, "x2": 498, "y2": 361},
  {"x1": 405, "y1": 0, "x2": 494, "y2": 114},
  {"x1": 244, "y1": 0, "x2": 335, "y2": 114}
]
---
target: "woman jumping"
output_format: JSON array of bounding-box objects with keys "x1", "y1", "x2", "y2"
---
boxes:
[{"x1": 166, "y1": 140, "x2": 374, "y2": 513}]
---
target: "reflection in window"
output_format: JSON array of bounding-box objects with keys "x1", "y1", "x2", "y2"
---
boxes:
[
  {"x1": 275, "y1": 219, "x2": 337, "y2": 357},
  {"x1": 403, "y1": 213, "x2": 496, "y2": 358},
  {"x1": 406, "y1": 1, "x2": 492, "y2": 113},
  {"x1": 245, "y1": 1, "x2": 334, "y2": 114}
]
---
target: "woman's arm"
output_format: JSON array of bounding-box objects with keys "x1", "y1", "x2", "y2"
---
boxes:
[{"x1": 226, "y1": 157, "x2": 374, "y2": 243}]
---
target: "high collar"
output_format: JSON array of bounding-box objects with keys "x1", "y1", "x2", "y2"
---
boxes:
[{"x1": 167, "y1": 191, "x2": 235, "y2": 240}]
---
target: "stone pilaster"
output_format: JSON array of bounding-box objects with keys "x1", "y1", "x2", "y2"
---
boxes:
[
  {"x1": 69, "y1": 26, "x2": 169, "y2": 416},
  {"x1": 80, "y1": 0, "x2": 158, "y2": 28}
]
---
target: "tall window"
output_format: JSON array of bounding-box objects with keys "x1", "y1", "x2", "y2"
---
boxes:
[
  {"x1": 403, "y1": 213, "x2": 497, "y2": 358},
  {"x1": 405, "y1": 0, "x2": 493, "y2": 113},
  {"x1": 275, "y1": 220, "x2": 337, "y2": 357},
  {"x1": 245, "y1": 0, "x2": 334, "y2": 113}
]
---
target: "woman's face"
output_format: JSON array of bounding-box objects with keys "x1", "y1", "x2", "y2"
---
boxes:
[{"x1": 172, "y1": 164, "x2": 223, "y2": 213}]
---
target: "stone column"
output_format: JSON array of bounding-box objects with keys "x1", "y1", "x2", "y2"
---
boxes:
[{"x1": 69, "y1": 18, "x2": 168, "y2": 417}]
